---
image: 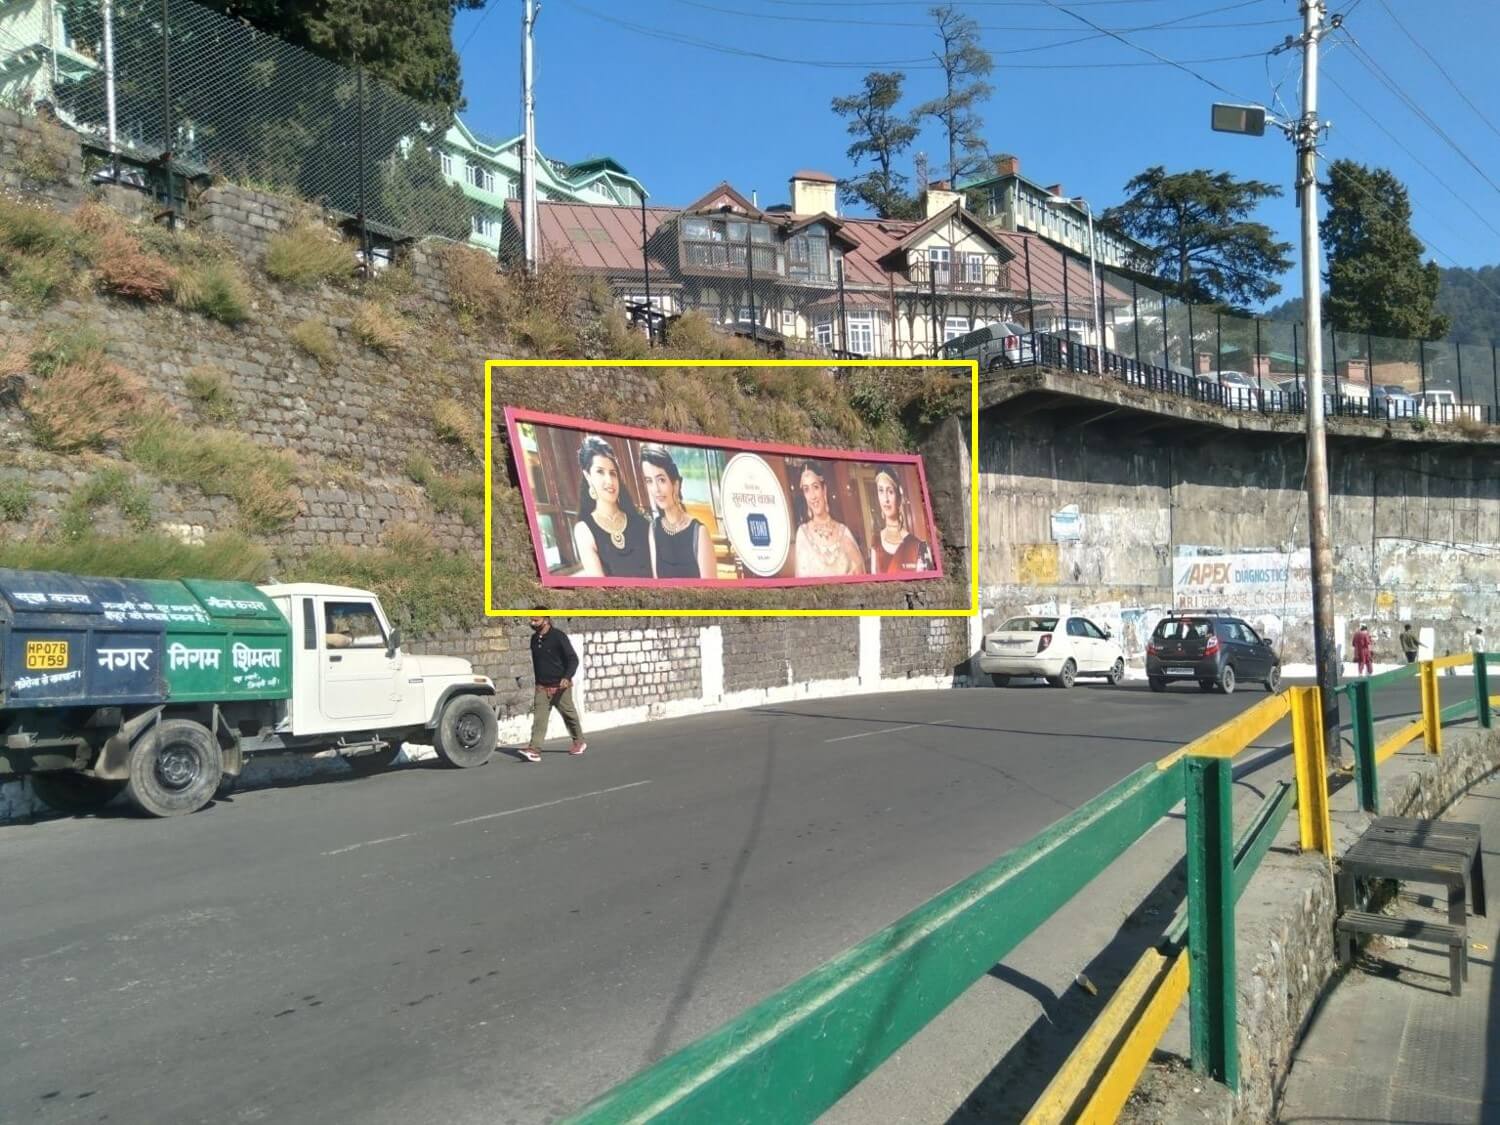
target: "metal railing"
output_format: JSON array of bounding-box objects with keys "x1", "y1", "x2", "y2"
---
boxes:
[{"x1": 563, "y1": 654, "x2": 1498, "y2": 1123}]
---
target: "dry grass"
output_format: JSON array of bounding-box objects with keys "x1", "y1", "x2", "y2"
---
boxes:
[
  {"x1": 14, "y1": 117, "x2": 75, "y2": 185},
  {"x1": 175, "y1": 260, "x2": 253, "y2": 325},
  {"x1": 22, "y1": 329, "x2": 149, "y2": 451},
  {"x1": 74, "y1": 201, "x2": 177, "y2": 302},
  {"x1": 406, "y1": 454, "x2": 483, "y2": 527},
  {"x1": 351, "y1": 300, "x2": 405, "y2": 354},
  {"x1": 0, "y1": 529, "x2": 272, "y2": 583},
  {"x1": 432, "y1": 398, "x2": 481, "y2": 458},
  {"x1": 183, "y1": 365, "x2": 236, "y2": 422},
  {"x1": 292, "y1": 319, "x2": 337, "y2": 366},
  {"x1": 1452, "y1": 413, "x2": 1491, "y2": 438},
  {"x1": 0, "y1": 197, "x2": 86, "y2": 305},
  {"x1": 127, "y1": 418, "x2": 302, "y2": 532},
  {"x1": 264, "y1": 223, "x2": 353, "y2": 288},
  {"x1": 440, "y1": 243, "x2": 511, "y2": 323},
  {"x1": 0, "y1": 474, "x2": 33, "y2": 521}
]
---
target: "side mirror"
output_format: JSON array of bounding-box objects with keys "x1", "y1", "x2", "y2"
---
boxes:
[
  {"x1": 1103, "y1": 627, "x2": 1112, "y2": 639},
  {"x1": 387, "y1": 627, "x2": 402, "y2": 657}
]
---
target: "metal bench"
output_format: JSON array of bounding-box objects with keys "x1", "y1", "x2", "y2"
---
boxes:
[
  {"x1": 1335, "y1": 910, "x2": 1468, "y2": 995},
  {"x1": 1334, "y1": 817, "x2": 1484, "y2": 997}
]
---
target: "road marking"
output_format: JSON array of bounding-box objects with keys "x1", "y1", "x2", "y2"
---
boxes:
[
  {"x1": 323, "y1": 833, "x2": 413, "y2": 856},
  {"x1": 451, "y1": 780, "x2": 652, "y2": 826},
  {"x1": 824, "y1": 719, "x2": 952, "y2": 743}
]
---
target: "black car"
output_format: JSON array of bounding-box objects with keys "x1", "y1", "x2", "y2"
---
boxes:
[{"x1": 1145, "y1": 612, "x2": 1281, "y2": 695}]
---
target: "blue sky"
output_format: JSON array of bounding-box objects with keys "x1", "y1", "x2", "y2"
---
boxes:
[{"x1": 453, "y1": 0, "x2": 1500, "y2": 310}]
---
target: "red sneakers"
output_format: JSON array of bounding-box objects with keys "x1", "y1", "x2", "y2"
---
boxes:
[{"x1": 569, "y1": 740, "x2": 588, "y2": 757}]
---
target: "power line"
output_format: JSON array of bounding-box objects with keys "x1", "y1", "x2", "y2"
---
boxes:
[
  {"x1": 1031, "y1": 0, "x2": 1253, "y2": 98},
  {"x1": 1322, "y1": 67, "x2": 1500, "y2": 242},
  {"x1": 457, "y1": 0, "x2": 497, "y2": 54},
  {"x1": 1374, "y1": 0, "x2": 1500, "y2": 145},
  {"x1": 668, "y1": 0, "x2": 1287, "y2": 33},
  {"x1": 1340, "y1": 34, "x2": 1500, "y2": 203},
  {"x1": 558, "y1": 0, "x2": 1265, "y2": 70}
]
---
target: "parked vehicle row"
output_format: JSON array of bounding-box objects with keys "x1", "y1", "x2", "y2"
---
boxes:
[{"x1": 978, "y1": 609, "x2": 1284, "y2": 696}]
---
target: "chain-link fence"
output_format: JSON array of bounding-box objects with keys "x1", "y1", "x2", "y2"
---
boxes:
[{"x1": 29, "y1": 0, "x2": 468, "y2": 242}]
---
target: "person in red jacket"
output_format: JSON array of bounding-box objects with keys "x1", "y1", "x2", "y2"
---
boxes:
[{"x1": 1352, "y1": 623, "x2": 1374, "y2": 677}]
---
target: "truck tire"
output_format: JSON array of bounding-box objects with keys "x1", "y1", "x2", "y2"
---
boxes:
[
  {"x1": 434, "y1": 697, "x2": 498, "y2": 769},
  {"x1": 126, "y1": 719, "x2": 223, "y2": 818},
  {"x1": 30, "y1": 771, "x2": 127, "y2": 815},
  {"x1": 346, "y1": 744, "x2": 402, "y2": 776}
]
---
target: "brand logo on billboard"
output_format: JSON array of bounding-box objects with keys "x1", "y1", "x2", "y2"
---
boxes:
[{"x1": 719, "y1": 453, "x2": 791, "y2": 577}]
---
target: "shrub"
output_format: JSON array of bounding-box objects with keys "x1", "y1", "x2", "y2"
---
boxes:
[
  {"x1": 0, "y1": 474, "x2": 34, "y2": 521},
  {"x1": 184, "y1": 365, "x2": 237, "y2": 422},
  {"x1": 432, "y1": 398, "x2": 480, "y2": 457},
  {"x1": 291, "y1": 319, "x2": 337, "y2": 366},
  {"x1": 175, "y1": 261, "x2": 252, "y2": 324},
  {"x1": 128, "y1": 419, "x2": 301, "y2": 532},
  {"x1": 74, "y1": 201, "x2": 177, "y2": 302},
  {"x1": 295, "y1": 524, "x2": 483, "y2": 637},
  {"x1": 0, "y1": 198, "x2": 84, "y2": 305},
  {"x1": 1453, "y1": 413, "x2": 1489, "y2": 438},
  {"x1": 351, "y1": 300, "x2": 404, "y2": 354},
  {"x1": 264, "y1": 224, "x2": 353, "y2": 288},
  {"x1": 662, "y1": 310, "x2": 756, "y2": 360},
  {"x1": 440, "y1": 243, "x2": 511, "y2": 323},
  {"x1": 0, "y1": 530, "x2": 271, "y2": 582},
  {"x1": 652, "y1": 367, "x2": 734, "y2": 437}
]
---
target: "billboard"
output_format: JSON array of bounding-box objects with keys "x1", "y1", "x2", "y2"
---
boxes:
[
  {"x1": 1173, "y1": 546, "x2": 1313, "y2": 617},
  {"x1": 504, "y1": 407, "x2": 944, "y2": 588}
]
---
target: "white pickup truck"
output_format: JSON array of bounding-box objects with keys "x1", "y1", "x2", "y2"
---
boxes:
[{"x1": 1, "y1": 571, "x2": 500, "y2": 818}]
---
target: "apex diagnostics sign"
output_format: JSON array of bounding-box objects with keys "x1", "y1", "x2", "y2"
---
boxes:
[
  {"x1": 505, "y1": 407, "x2": 943, "y2": 588},
  {"x1": 1173, "y1": 546, "x2": 1313, "y2": 617}
]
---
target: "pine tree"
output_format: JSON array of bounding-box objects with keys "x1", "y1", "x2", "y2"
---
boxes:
[
  {"x1": 1320, "y1": 159, "x2": 1449, "y2": 339},
  {"x1": 912, "y1": 5, "x2": 992, "y2": 185},
  {"x1": 831, "y1": 72, "x2": 921, "y2": 219}
]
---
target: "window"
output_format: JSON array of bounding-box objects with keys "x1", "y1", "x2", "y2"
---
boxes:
[
  {"x1": 846, "y1": 312, "x2": 875, "y2": 355},
  {"x1": 472, "y1": 212, "x2": 494, "y2": 238},
  {"x1": 815, "y1": 321, "x2": 834, "y2": 347},
  {"x1": 1081, "y1": 620, "x2": 1108, "y2": 640},
  {"x1": 324, "y1": 601, "x2": 386, "y2": 649},
  {"x1": 964, "y1": 253, "x2": 985, "y2": 284},
  {"x1": 466, "y1": 161, "x2": 494, "y2": 193},
  {"x1": 681, "y1": 216, "x2": 776, "y2": 273},
  {"x1": 929, "y1": 247, "x2": 951, "y2": 284},
  {"x1": 505, "y1": 179, "x2": 519, "y2": 199},
  {"x1": 1067, "y1": 618, "x2": 1088, "y2": 637},
  {"x1": 781, "y1": 309, "x2": 796, "y2": 329},
  {"x1": 440, "y1": 151, "x2": 453, "y2": 177},
  {"x1": 943, "y1": 316, "x2": 970, "y2": 343},
  {"x1": 788, "y1": 230, "x2": 831, "y2": 280}
]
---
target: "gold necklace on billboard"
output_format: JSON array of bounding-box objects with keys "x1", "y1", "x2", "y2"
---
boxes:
[
  {"x1": 661, "y1": 508, "x2": 692, "y2": 535},
  {"x1": 808, "y1": 518, "x2": 844, "y2": 567},
  {"x1": 594, "y1": 507, "x2": 628, "y2": 550},
  {"x1": 881, "y1": 525, "x2": 906, "y2": 551}
]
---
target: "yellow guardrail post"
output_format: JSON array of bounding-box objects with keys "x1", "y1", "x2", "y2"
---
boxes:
[
  {"x1": 1289, "y1": 686, "x2": 1333, "y2": 855},
  {"x1": 1420, "y1": 659, "x2": 1442, "y2": 754}
]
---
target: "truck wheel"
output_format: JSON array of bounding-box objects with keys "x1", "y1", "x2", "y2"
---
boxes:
[
  {"x1": 434, "y1": 697, "x2": 498, "y2": 769},
  {"x1": 346, "y1": 744, "x2": 402, "y2": 776},
  {"x1": 30, "y1": 772, "x2": 126, "y2": 815},
  {"x1": 127, "y1": 719, "x2": 223, "y2": 818}
]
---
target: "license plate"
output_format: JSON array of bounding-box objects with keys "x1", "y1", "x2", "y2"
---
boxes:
[
  {"x1": 1167, "y1": 666, "x2": 1194, "y2": 675},
  {"x1": 25, "y1": 640, "x2": 69, "y2": 670}
]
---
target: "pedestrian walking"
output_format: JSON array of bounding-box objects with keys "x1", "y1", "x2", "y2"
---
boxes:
[
  {"x1": 1399, "y1": 623, "x2": 1420, "y2": 664},
  {"x1": 1473, "y1": 626, "x2": 1486, "y2": 653},
  {"x1": 523, "y1": 612, "x2": 586, "y2": 762},
  {"x1": 1353, "y1": 623, "x2": 1374, "y2": 677}
]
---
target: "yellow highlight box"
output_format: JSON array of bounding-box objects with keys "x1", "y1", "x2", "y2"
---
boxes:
[{"x1": 483, "y1": 358, "x2": 980, "y2": 618}]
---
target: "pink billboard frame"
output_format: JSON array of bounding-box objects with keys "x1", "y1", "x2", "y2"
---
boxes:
[{"x1": 503, "y1": 406, "x2": 945, "y2": 590}]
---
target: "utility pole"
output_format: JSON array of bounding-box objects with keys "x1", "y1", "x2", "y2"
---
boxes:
[
  {"x1": 1296, "y1": 0, "x2": 1340, "y2": 746},
  {"x1": 522, "y1": 0, "x2": 539, "y2": 272},
  {"x1": 1212, "y1": 0, "x2": 1340, "y2": 746}
]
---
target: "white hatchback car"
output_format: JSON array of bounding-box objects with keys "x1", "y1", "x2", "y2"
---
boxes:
[{"x1": 978, "y1": 614, "x2": 1126, "y2": 689}]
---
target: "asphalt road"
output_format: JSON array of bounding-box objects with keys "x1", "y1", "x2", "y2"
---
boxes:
[{"x1": 0, "y1": 675, "x2": 1430, "y2": 1125}]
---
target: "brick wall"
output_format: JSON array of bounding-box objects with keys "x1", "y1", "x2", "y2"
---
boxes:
[{"x1": 881, "y1": 616, "x2": 971, "y2": 680}]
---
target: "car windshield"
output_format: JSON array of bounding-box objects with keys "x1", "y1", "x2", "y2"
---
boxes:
[
  {"x1": 1000, "y1": 616, "x2": 1057, "y2": 632},
  {"x1": 1154, "y1": 617, "x2": 1212, "y2": 640}
]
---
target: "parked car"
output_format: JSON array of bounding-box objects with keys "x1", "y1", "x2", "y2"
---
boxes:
[
  {"x1": 1373, "y1": 384, "x2": 1418, "y2": 418},
  {"x1": 1145, "y1": 612, "x2": 1281, "y2": 695},
  {"x1": 940, "y1": 321, "x2": 1035, "y2": 370},
  {"x1": 979, "y1": 614, "x2": 1125, "y2": 689}
]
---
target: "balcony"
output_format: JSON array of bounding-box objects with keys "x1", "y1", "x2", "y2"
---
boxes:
[{"x1": 908, "y1": 257, "x2": 1011, "y2": 293}]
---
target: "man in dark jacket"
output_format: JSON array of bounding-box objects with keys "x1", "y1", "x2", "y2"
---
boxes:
[{"x1": 523, "y1": 613, "x2": 586, "y2": 762}]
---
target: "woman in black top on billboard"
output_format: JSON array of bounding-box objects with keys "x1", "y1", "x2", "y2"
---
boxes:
[
  {"x1": 572, "y1": 435, "x2": 653, "y2": 579},
  {"x1": 640, "y1": 444, "x2": 717, "y2": 580}
]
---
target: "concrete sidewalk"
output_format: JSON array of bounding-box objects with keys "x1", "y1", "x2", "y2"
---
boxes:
[{"x1": 1278, "y1": 772, "x2": 1500, "y2": 1124}]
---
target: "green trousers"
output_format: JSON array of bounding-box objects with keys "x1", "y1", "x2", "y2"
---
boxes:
[{"x1": 530, "y1": 685, "x2": 583, "y2": 749}]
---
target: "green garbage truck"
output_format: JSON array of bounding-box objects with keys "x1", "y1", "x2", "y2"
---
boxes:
[{"x1": 0, "y1": 568, "x2": 500, "y2": 817}]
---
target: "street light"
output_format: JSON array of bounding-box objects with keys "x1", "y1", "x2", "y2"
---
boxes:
[{"x1": 1045, "y1": 194, "x2": 1101, "y2": 373}]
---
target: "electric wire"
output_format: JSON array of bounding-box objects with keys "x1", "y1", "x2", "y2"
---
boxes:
[{"x1": 1374, "y1": 0, "x2": 1500, "y2": 145}]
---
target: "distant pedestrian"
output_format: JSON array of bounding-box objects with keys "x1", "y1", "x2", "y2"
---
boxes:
[
  {"x1": 524, "y1": 612, "x2": 586, "y2": 762},
  {"x1": 1353, "y1": 623, "x2": 1374, "y2": 677},
  {"x1": 1400, "y1": 623, "x2": 1420, "y2": 664},
  {"x1": 1474, "y1": 626, "x2": 1486, "y2": 653}
]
